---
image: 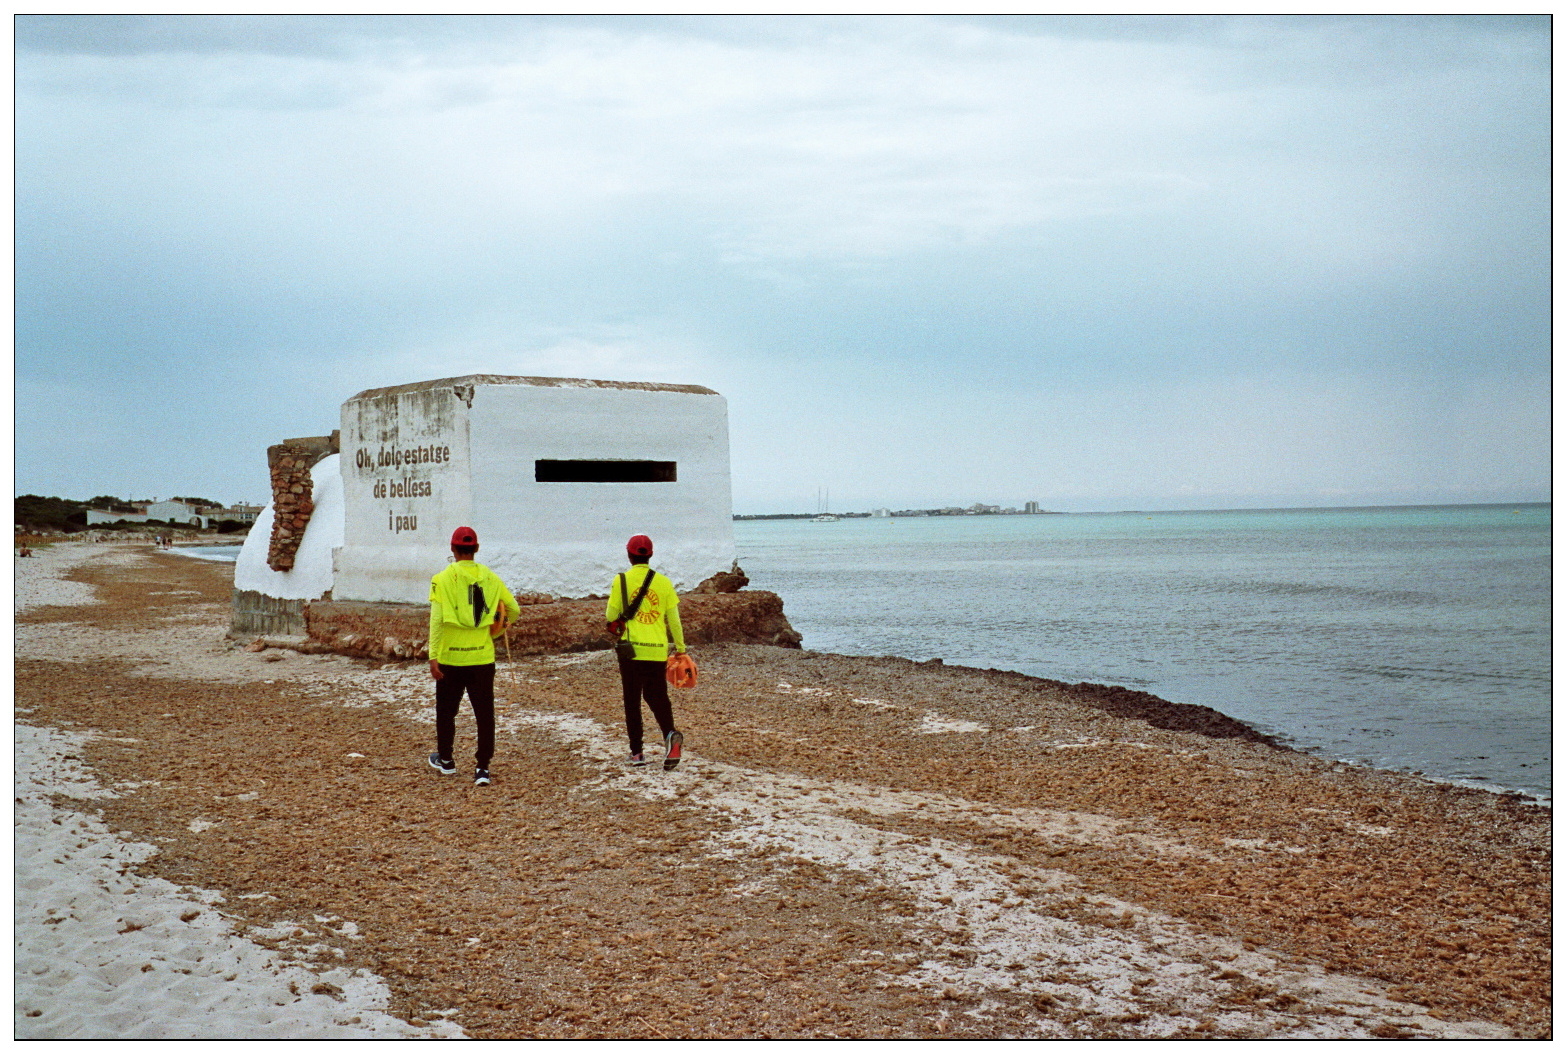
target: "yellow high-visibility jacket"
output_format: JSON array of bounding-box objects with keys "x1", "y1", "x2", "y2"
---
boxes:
[
  {"x1": 429, "y1": 560, "x2": 520, "y2": 666},
  {"x1": 605, "y1": 564, "x2": 685, "y2": 662}
]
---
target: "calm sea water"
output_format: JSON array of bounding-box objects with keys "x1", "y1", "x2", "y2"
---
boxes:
[
  {"x1": 173, "y1": 545, "x2": 245, "y2": 562},
  {"x1": 735, "y1": 505, "x2": 1552, "y2": 804}
]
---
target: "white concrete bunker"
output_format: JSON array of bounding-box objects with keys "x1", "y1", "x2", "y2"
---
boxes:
[
  {"x1": 335, "y1": 375, "x2": 736, "y2": 603},
  {"x1": 232, "y1": 374, "x2": 738, "y2": 634}
]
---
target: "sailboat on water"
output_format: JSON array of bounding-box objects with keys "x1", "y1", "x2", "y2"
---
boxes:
[{"x1": 811, "y1": 487, "x2": 839, "y2": 522}]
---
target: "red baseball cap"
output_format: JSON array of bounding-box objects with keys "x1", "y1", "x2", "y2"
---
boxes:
[
  {"x1": 451, "y1": 526, "x2": 479, "y2": 547},
  {"x1": 627, "y1": 534, "x2": 653, "y2": 558}
]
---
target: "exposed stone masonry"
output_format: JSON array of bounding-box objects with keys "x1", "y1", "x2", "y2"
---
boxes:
[{"x1": 265, "y1": 433, "x2": 339, "y2": 573}]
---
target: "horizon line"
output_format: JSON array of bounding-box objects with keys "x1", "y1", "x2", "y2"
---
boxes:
[{"x1": 732, "y1": 499, "x2": 1551, "y2": 519}]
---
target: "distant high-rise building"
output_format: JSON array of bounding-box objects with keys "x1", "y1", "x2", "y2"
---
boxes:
[{"x1": 1025, "y1": 501, "x2": 1040, "y2": 514}]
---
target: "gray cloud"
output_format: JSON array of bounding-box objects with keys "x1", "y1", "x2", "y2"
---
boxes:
[{"x1": 14, "y1": 15, "x2": 1549, "y2": 511}]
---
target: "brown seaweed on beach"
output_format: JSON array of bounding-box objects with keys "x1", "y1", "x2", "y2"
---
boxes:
[{"x1": 13, "y1": 545, "x2": 1551, "y2": 1040}]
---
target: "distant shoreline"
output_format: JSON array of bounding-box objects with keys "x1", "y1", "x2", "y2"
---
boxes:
[
  {"x1": 733, "y1": 501, "x2": 1549, "y2": 521},
  {"x1": 734, "y1": 510, "x2": 1065, "y2": 521}
]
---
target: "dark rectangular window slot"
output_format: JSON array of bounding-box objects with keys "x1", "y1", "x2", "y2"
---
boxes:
[{"x1": 535, "y1": 459, "x2": 677, "y2": 483}]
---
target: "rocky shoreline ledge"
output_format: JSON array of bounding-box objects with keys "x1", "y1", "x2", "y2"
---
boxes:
[
  {"x1": 14, "y1": 543, "x2": 1551, "y2": 1039},
  {"x1": 877, "y1": 658, "x2": 1286, "y2": 751},
  {"x1": 286, "y1": 589, "x2": 803, "y2": 662}
]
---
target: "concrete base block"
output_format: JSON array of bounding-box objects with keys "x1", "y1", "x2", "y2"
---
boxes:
[{"x1": 230, "y1": 589, "x2": 312, "y2": 637}]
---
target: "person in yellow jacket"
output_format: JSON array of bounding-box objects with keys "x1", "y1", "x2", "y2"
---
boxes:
[
  {"x1": 605, "y1": 533, "x2": 687, "y2": 770},
  {"x1": 428, "y1": 526, "x2": 519, "y2": 786}
]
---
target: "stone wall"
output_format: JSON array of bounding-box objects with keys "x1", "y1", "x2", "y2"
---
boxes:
[
  {"x1": 266, "y1": 433, "x2": 339, "y2": 572},
  {"x1": 291, "y1": 590, "x2": 802, "y2": 661}
]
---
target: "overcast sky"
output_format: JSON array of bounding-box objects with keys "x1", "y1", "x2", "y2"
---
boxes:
[{"x1": 14, "y1": 14, "x2": 1551, "y2": 513}]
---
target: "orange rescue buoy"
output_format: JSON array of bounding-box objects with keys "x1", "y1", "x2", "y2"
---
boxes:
[{"x1": 666, "y1": 652, "x2": 698, "y2": 689}]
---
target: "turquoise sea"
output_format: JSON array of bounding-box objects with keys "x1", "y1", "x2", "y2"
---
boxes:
[{"x1": 734, "y1": 504, "x2": 1552, "y2": 804}]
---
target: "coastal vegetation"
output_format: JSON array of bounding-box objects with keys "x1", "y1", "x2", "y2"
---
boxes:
[
  {"x1": 14, "y1": 493, "x2": 244, "y2": 534},
  {"x1": 13, "y1": 494, "x2": 109, "y2": 532}
]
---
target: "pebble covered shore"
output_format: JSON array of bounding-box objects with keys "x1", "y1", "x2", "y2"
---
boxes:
[{"x1": 14, "y1": 542, "x2": 1551, "y2": 1039}]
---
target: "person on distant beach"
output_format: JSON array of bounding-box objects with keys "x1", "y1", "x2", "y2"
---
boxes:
[
  {"x1": 606, "y1": 534, "x2": 687, "y2": 770},
  {"x1": 428, "y1": 526, "x2": 519, "y2": 787}
]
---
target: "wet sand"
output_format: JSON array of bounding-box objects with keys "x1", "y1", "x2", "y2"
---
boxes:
[{"x1": 13, "y1": 542, "x2": 1551, "y2": 1039}]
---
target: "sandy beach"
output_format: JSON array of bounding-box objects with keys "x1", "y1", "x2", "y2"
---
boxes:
[{"x1": 14, "y1": 542, "x2": 1550, "y2": 1039}]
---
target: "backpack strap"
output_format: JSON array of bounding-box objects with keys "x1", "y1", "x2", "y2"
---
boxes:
[{"x1": 469, "y1": 580, "x2": 489, "y2": 627}]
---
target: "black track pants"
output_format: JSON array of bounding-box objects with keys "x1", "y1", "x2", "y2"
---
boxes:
[
  {"x1": 435, "y1": 662, "x2": 495, "y2": 768},
  {"x1": 618, "y1": 655, "x2": 676, "y2": 755}
]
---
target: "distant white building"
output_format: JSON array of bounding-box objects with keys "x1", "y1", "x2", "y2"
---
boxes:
[
  {"x1": 85, "y1": 507, "x2": 149, "y2": 526},
  {"x1": 224, "y1": 503, "x2": 263, "y2": 525},
  {"x1": 88, "y1": 501, "x2": 258, "y2": 528},
  {"x1": 147, "y1": 499, "x2": 218, "y2": 527}
]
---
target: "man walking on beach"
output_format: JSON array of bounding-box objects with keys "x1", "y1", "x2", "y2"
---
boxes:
[
  {"x1": 606, "y1": 534, "x2": 687, "y2": 770},
  {"x1": 428, "y1": 526, "x2": 519, "y2": 786}
]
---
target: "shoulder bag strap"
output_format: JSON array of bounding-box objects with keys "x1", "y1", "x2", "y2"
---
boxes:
[{"x1": 619, "y1": 568, "x2": 655, "y2": 637}]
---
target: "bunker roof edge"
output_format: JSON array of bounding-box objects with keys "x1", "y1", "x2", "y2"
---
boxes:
[{"x1": 347, "y1": 375, "x2": 720, "y2": 402}]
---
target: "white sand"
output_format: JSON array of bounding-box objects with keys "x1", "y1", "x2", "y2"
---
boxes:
[
  {"x1": 13, "y1": 539, "x2": 110, "y2": 613},
  {"x1": 13, "y1": 725, "x2": 462, "y2": 1039},
  {"x1": 13, "y1": 544, "x2": 463, "y2": 1040}
]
